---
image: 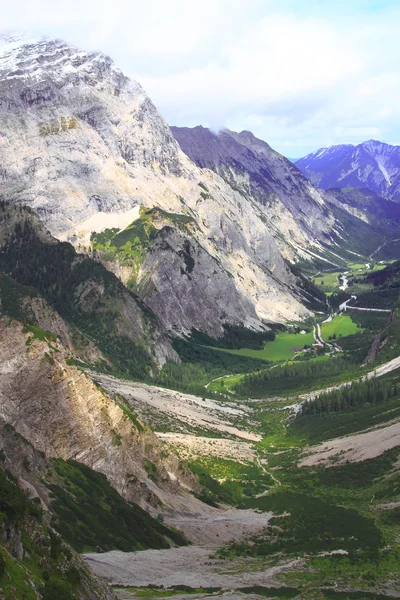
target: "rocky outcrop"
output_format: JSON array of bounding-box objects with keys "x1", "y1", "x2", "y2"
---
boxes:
[
  {"x1": 20, "y1": 294, "x2": 108, "y2": 363},
  {"x1": 139, "y1": 226, "x2": 261, "y2": 336},
  {"x1": 171, "y1": 126, "x2": 336, "y2": 259},
  {"x1": 0, "y1": 202, "x2": 179, "y2": 369},
  {"x1": 0, "y1": 318, "x2": 196, "y2": 510}
]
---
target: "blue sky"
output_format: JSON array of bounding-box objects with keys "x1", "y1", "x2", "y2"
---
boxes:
[{"x1": 2, "y1": 0, "x2": 400, "y2": 156}]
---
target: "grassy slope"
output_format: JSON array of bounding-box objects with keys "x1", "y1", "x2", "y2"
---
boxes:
[
  {"x1": 90, "y1": 206, "x2": 197, "y2": 291},
  {"x1": 0, "y1": 465, "x2": 98, "y2": 600}
]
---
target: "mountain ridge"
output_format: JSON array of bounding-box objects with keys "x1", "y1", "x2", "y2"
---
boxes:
[
  {"x1": 296, "y1": 139, "x2": 400, "y2": 201},
  {"x1": 0, "y1": 33, "x2": 327, "y2": 329}
]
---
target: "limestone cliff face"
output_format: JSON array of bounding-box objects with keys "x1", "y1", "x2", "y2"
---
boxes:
[
  {"x1": 0, "y1": 35, "x2": 316, "y2": 326},
  {"x1": 171, "y1": 126, "x2": 336, "y2": 260},
  {"x1": 139, "y1": 226, "x2": 260, "y2": 335},
  {"x1": 0, "y1": 318, "x2": 196, "y2": 510}
]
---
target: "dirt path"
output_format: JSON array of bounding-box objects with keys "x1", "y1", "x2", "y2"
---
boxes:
[{"x1": 255, "y1": 452, "x2": 281, "y2": 498}]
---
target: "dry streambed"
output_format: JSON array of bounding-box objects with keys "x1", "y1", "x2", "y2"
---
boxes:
[
  {"x1": 89, "y1": 372, "x2": 260, "y2": 441},
  {"x1": 299, "y1": 418, "x2": 400, "y2": 467},
  {"x1": 83, "y1": 507, "x2": 300, "y2": 599},
  {"x1": 85, "y1": 363, "x2": 400, "y2": 598},
  {"x1": 84, "y1": 542, "x2": 300, "y2": 597},
  {"x1": 82, "y1": 375, "x2": 290, "y2": 598}
]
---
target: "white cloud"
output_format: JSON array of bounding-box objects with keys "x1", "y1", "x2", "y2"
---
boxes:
[{"x1": 1, "y1": 0, "x2": 400, "y2": 155}]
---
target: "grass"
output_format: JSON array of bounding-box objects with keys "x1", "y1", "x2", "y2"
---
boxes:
[
  {"x1": 221, "y1": 491, "x2": 383, "y2": 559},
  {"x1": 207, "y1": 372, "x2": 245, "y2": 393},
  {"x1": 212, "y1": 383, "x2": 400, "y2": 596},
  {"x1": 313, "y1": 263, "x2": 389, "y2": 294},
  {"x1": 212, "y1": 330, "x2": 315, "y2": 362},
  {"x1": 292, "y1": 395, "x2": 400, "y2": 444},
  {"x1": 348, "y1": 262, "x2": 368, "y2": 270},
  {"x1": 209, "y1": 354, "x2": 333, "y2": 396},
  {"x1": 321, "y1": 315, "x2": 361, "y2": 339},
  {"x1": 0, "y1": 462, "x2": 90, "y2": 600},
  {"x1": 90, "y1": 206, "x2": 198, "y2": 291},
  {"x1": 314, "y1": 271, "x2": 342, "y2": 291},
  {"x1": 238, "y1": 587, "x2": 299, "y2": 598},
  {"x1": 0, "y1": 546, "x2": 39, "y2": 600},
  {"x1": 348, "y1": 262, "x2": 387, "y2": 272},
  {"x1": 189, "y1": 456, "x2": 274, "y2": 501}
]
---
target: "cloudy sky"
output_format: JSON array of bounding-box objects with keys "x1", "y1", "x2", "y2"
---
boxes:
[{"x1": 2, "y1": 0, "x2": 400, "y2": 156}]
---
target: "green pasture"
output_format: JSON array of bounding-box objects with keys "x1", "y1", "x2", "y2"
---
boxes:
[
  {"x1": 314, "y1": 263, "x2": 388, "y2": 293},
  {"x1": 321, "y1": 314, "x2": 361, "y2": 339},
  {"x1": 313, "y1": 271, "x2": 341, "y2": 290},
  {"x1": 212, "y1": 330, "x2": 315, "y2": 362}
]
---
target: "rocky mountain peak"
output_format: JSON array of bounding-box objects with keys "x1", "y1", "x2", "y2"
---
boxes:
[
  {"x1": 171, "y1": 125, "x2": 334, "y2": 242},
  {"x1": 296, "y1": 139, "x2": 400, "y2": 201},
  {"x1": 0, "y1": 33, "x2": 129, "y2": 93}
]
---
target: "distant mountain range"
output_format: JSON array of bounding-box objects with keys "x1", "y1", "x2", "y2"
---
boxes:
[{"x1": 295, "y1": 140, "x2": 400, "y2": 201}]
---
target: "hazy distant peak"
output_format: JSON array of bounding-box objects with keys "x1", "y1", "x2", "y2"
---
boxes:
[{"x1": 296, "y1": 140, "x2": 400, "y2": 201}]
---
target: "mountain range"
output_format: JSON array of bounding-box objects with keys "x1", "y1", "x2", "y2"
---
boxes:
[
  {"x1": 1, "y1": 33, "x2": 400, "y2": 600},
  {"x1": 2, "y1": 35, "x2": 398, "y2": 340},
  {"x1": 296, "y1": 139, "x2": 400, "y2": 201}
]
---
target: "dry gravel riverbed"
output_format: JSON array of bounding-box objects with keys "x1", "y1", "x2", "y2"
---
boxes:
[
  {"x1": 84, "y1": 544, "x2": 302, "y2": 596},
  {"x1": 83, "y1": 506, "x2": 305, "y2": 599},
  {"x1": 89, "y1": 372, "x2": 260, "y2": 441}
]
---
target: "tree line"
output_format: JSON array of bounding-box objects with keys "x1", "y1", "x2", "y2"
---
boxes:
[
  {"x1": 235, "y1": 357, "x2": 356, "y2": 398},
  {"x1": 300, "y1": 377, "x2": 399, "y2": 416}
]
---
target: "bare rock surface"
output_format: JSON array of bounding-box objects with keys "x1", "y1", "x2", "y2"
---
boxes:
[
  {"x1": 0, "y1": 34, "x2": 320, "y2": 330},
  {"x1": 299, "y1": 418, "x2": 400, "y2": 467},
  {"x1": 0, "y1": 318, "x2": 196, "y2": 509},
  {"x1": 171, "y1": 125, "x2": 336, "y2": 259}
]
